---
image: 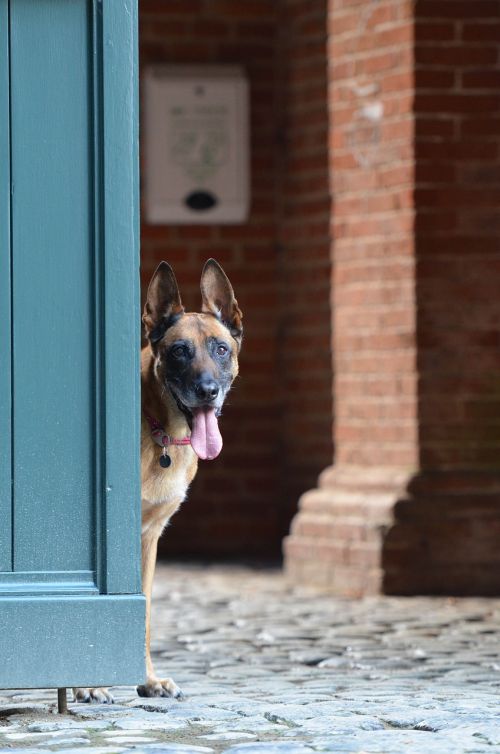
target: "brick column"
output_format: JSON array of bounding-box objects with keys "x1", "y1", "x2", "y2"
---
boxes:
[
  {"x1": 383, "y1": 0, "x2": 500, "y2": 594},
  {"x1": 284, "y1": 0, "x2": 500, "y2": 595}
]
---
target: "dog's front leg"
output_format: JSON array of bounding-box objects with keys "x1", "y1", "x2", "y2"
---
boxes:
[{"x1": 136, "y1": 525, "x2": 184, "y2": 699}]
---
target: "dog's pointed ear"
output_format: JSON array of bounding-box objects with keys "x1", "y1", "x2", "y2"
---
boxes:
[
  {"x1": 143, "y1": 262, "x2": 184, "y2": 344},
  {"x1": 200, "y1": 259, "x2": 243, "y2": 348}
]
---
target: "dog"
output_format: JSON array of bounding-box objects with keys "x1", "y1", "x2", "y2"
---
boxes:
[{"x1": 74, "y1": 259, "x2": 242, "y2": 702}]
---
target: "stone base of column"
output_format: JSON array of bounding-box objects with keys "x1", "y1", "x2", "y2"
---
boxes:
[
  {"x1": 284, "y1": 466, "x2": 500, "y2": 596},
  {"x1": 283, "y1": 465, "x2": 410, "y2": 597}
]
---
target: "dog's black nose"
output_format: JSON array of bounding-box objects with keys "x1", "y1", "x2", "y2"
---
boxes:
[{"x1": 195, "y1": 379, "x2": 219, "y2": 402}]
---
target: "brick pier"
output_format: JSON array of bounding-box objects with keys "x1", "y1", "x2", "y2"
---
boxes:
[{"x1": 284, "y1": 0, "x2": 500, "y2": 595}]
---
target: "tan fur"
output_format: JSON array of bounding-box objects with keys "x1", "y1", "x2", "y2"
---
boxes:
[
  {"x1": 137, "y1": 346, "x2": 198, "y2": 697},
  {"x1": 76, "y1": 260, "x2": 241, "y2": 703},
  {"x1": 138, "y1": 314, "x2": 239, "y2": 697}
]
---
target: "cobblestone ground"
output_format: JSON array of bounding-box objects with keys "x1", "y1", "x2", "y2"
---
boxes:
[{"x1": 1, "y1": 563, "x2": 499, "y2": 754}]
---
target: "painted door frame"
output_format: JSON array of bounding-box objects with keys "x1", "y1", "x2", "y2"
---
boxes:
[{"x1": 0, "y1": 0, "x2": 145, "y2": 689}]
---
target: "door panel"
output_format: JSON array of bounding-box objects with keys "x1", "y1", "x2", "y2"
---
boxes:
[
  {"x1": 0, "y1": 594, "x2": 144, "y2": 689},
  {"x1": 0, "y1": 0, "x2": 12, "y2": 572},
  {"x1": 10, "y1": 0, "x2": 94, "y2": 572},
  {"x1": 0, "y1": 0, "x2": 144, "y2": 689}
]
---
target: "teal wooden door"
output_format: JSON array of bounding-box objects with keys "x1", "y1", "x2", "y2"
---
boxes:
[{"x1": 0, "y1": 0, "x2": 145, "y2": 688}]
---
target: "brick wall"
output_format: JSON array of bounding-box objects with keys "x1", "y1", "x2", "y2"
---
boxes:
[
  {"x1": 382, "y1": 0, "x2": 500, "y2": 594},
  {"x1": 276, "y1": 0, "x2": 333, "y2": 514},
  {"x1": 139, "y1": 0, "x2": 332, "y2": 557},
  {"x1": 286, "y1": 0, "x2": 500, "y2": 596},
  {"x1": 414, "y1": 0, "x2": 500, "y2": 471}
]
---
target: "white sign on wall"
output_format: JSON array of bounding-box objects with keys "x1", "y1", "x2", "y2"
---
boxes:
[{"x1": 144, "y1": 65, "x2": 250, "y2": 224}]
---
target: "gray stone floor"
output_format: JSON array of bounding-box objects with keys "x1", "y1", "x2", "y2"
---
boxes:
[{"x1": 1, "y1": 563, "x2": 499, "y2": 754}]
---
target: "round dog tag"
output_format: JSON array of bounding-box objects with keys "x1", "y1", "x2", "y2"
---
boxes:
[{"x1": 159, "y1": 453, "x2": 171, "y2": 468}]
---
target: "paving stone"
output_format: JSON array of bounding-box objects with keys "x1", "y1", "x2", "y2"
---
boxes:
[
  {"x1": 199, "y1": 732, "x2": 256, "y2": 741},
  {"x1": 0, "y1": 703, "x2": 50, "y2": 717},
  {"x1": 0, "y1": 565, "x2": 499, "y2": 754},
  {"x1": 0, "y1": 749, "x2": 48, "y2": 754},
  {"x1": 111, "y1": 719, "x2": 187, "y2": 731},
  {"x1": 102, "y1": 735, "x2": 158, "y2": 744},
  {"x1": 54, "y1": 749, "x2": 127, "y2": 754},
  {"x1": 68, "y1": 706, "x2": 131, "y2": 720},
  {"x1": 221, "y1": 744, "x2": 313, "y2": 754},
  {"x1": 39, "y1": 738, "x2": 91, "y2": 747},
  {"x1": 26, "y1": 723, "x2": 88, "y2": 733},
  {"x1": 136, "y1": 746, "x2": 214, "y2": 753},
  {"x1": 27, "y1": 722, "x2": 111, "y2": 733},
  {"x1": 207, "y1": 719, "x2": 285, "y2": 735}
]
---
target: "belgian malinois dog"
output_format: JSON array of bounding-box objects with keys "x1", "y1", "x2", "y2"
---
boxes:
[{"x1": 74, "y1": 259, "x2": 242, "y2": 702}]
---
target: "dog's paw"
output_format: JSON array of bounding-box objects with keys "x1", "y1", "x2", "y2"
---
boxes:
[
  {"x1": 136, "y1": 677, "x2": 184, "y2": 699},
  {"x1": 72, "y1": 687, "x2": 114, "y2": 704}
]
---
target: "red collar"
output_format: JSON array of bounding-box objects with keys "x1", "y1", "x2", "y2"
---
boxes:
[{"x1": 143, "y1": 409, "x2": 191, "y2": 448}]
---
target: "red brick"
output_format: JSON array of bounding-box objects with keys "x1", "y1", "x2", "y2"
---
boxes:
[
  {"x1": 416, "y1": 45, "x2": 498, "y2": 67},
  {"x1": 415, "y1": 21, "x2": 457, "y2": 42},
  {"x1": 141, "y1": 0, "x2": 203, "y2": 14},
  {"x1": 416, "y1": 118, "x2": 455, "y2": 138},
  {"x1": 416, "y1": 69, "x2": 456, "y2": 89},
  {"x1": 415, "y1": 93, "x2": 500, "y2": 114},
  {"x1": 461, "y1": 70, "x2": 500, "y2": 88},
  {"x1": 462, "y1": 22, "x2": 500, "y2": 42},
  {"x1": 417, "y1": 1, "x2": 500, "y2": 19}
]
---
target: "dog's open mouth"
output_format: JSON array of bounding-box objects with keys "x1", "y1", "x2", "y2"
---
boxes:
[{"x1": 170, "y1": 389, "x2": 223, "y2": 461}]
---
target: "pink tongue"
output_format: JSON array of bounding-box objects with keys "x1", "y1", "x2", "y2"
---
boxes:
[{"x1": 190, "y1": 407, "x2": 223, "y2": 460}]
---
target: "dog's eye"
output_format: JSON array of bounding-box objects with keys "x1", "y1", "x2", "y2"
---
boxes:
[
  {"x1": 171, "y1": 345, "x2": 186, "y2": 359},
  {"x1": 216, "y1": 344, "x2": 228, "y2": 357}
]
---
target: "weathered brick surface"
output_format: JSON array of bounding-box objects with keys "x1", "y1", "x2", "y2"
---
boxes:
[
  {"x1": 414, "y1": 2, "x2": 500, "y2": 472},
  {"x1": 285, "y1": 0, "x2": 500, "y2": 595},
  {"x1": 382, "y1": 0, "x2": 500, "y2": 595},
  {"x1": 276, "y1": 0, "x2": 333, "y2": 520},
  {"x1": 327, "y1": 0, "x2": 418, "y2": 471},
  {"x1": 285, "y1": 0, "x2": 418, "y2": 591},
  {"x1": 140, "y1": 0, "x2": 332, "y2": 557}
]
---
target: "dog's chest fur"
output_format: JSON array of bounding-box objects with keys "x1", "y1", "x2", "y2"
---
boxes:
[{"x1": 141, "y1": 422, "x2": 198, "y2": 535}]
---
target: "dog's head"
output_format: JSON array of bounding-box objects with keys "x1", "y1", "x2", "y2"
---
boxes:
[{"x1": 143, "y1": 259, "x2": 243, "y2": 460}]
